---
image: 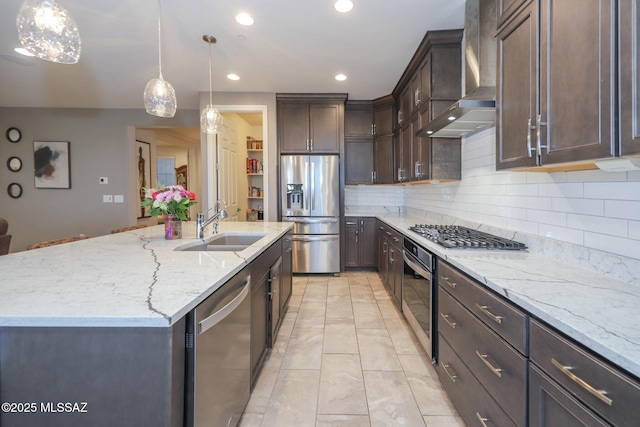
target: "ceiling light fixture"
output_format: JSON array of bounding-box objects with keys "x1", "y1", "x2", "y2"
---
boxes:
[
  {"x1": 201, "y1": 35, "x2": 222, "y2": 135},
  {"x1": 334, "y1": 0, "x2": 354, "y2": 13},
  {"x1": 143, "y1": 0, "x2": 177, "y2": 118},
  {"x1": 335, "y1": 73, "x2": 347, "y2": 81},
  {"x1": 16, "y1": 0, "x2": 81, "y2": 64},
  {"x1": 227, "y1": 73, "x2": 240, "y2": 81},
  {"x1": 235, "y1": 13, "x2": 254, "y2": 26}
]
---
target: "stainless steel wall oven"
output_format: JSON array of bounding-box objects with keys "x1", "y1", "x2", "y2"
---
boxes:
[{"x1": 402, "y1": 237, "x2": 437, "y2": 363}]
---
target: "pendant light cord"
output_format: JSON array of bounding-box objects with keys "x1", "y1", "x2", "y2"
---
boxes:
[
  {"x1": 157, "y1": 0, "x2": 163, "y2": 79},
  {"x1": 208, "y1": 40, "x2": 213, "y2": 105}
]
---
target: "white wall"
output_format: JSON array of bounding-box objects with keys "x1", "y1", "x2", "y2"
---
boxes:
[{"x1": 346, "y1": 128, "x2": 640, "y2": 279}]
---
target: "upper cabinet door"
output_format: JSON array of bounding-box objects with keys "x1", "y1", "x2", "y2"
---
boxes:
[
  {"x1": 619, "y1": 0, "x2": 640, "y2": 156},
  {"x1": 373, "y1": 97, "x2": 394, "y2": 136},
  {"x1": 496, "y1": 2, "x2": 538, "y2": 170},
  {"x1": 309, "y1": 104, "x2": 341, "y2": 153},
  {"x1": 345, "y1": 103, "x2": 373, "y2": 138},
  {"x1": 498, "y1": 0, "x2": 528, "y2": 28},
  {"x1": 279, "y1": 103, "x2": 311, "y2": 153},
  {"x1": 539, "y1": 0, "x2": 615, "y2": 165}
]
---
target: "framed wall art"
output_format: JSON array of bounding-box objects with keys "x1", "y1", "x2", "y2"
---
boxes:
[
  {"x1": 136, "y1": 140, "x2": 152, "y2": 218},
  {"x1": 34, "y1": 141, "x2": 70, "y2": 189}
]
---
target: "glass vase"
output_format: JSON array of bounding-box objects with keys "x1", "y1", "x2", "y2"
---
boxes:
[{"x1": 164, "y1": 214, "x2": 182, "y2": 240}]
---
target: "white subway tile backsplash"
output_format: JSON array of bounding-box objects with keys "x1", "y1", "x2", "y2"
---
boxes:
[
  {"x1": 605, "y1": 200, "x2": 640, "y2": 220},
  {"x1": 346, "y1": 131, "x2": 640, "y2": 267}
]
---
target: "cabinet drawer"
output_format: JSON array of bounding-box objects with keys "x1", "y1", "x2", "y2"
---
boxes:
[
  {"x1": 437, "y1": 335, "x2": 518, "y2": 427},
  {"x1": 530, "y1": 319, "x2": 640, "y2": 427},
  {"x1": 439, "y1": 288, "x2": 527, "y2": 426},
  {"x1": 439, "y1": 262, "x2": 528, "y2": 354}
]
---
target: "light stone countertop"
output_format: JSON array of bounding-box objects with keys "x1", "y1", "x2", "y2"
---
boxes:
[
  {"x1": 0, "y1": 221, "x2": 293, "y2": 328},
  {"x1": 361, "y1": 212, "x2": 640, "y2": 379}
]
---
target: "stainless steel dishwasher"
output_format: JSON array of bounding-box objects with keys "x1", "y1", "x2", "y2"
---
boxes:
[{"x1": 184, "y1": 270, "x2": 251, "y2": 427}]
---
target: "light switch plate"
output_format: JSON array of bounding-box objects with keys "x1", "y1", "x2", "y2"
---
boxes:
[{"x1": 103, "y1": 195, "x2": 113, "y2": 203}]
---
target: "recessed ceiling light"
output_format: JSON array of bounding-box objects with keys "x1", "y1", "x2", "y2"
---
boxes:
[
  {"x1": 14, "y1": 47, "x2": 34, "y2": 57},
  {"x1": 227, "y1": 74, "x2": 240, "y2": 81},
  {"x1": 334, "y1": 0, "x2": 354, "y2": 13},
  {"x1": 235, "y1": 13, "x2": 254, "y2": 26},
  {"x1": 335, "y1": 74, "x2": 347, "y2": 81},
  {"x1": 448, "y1": 116, "x2": 456, "y2": 121}
]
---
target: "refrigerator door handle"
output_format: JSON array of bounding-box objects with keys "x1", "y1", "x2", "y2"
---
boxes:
[
  {"x1": 283, "y1": 217, "x2": 339, "y2": 224},
  {"x1": 310, "y1": 160, "x2": 315, "y2": 212},
  {"x1": 292, "y1": 235, "x2": 339, "y2": 242}
]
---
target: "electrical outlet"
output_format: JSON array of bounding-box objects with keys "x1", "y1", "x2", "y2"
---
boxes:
[
  {"x1": 99, "y1": 177, "x2": 108, "y2": 184},
  {"x1": 103, "y1": 195, "x2": 113, "y2": 203},
  {"x1": 114, "y1": 195, "x2": 124, "y2": 203}
]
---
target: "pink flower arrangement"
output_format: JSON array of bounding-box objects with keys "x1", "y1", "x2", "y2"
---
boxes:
[{"x1": 141, "y1": 185, "x2": 197, "y2": 220}]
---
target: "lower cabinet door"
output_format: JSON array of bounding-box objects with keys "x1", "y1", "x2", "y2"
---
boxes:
[
  {"x1": 529, "y1": 364, "x2": 611, "y2": 427},
  {"x1": 251, "y1": 271, "x2": 269, "y2": 386},
  {"x1": 437, "y1": 335, "x2": 518, "y2": 427}
]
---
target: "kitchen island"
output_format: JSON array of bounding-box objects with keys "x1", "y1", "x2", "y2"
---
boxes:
[{"x1": 0, "y1": 221, "x2": 293, "y2": 427}]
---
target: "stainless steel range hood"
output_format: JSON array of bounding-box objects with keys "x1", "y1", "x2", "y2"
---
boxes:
[{"x1": 417, "y1": 0, "x2": 497, "y2": 139}]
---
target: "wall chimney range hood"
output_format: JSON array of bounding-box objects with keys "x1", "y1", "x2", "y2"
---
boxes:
[{"x1": 417, "y1": 0, "x2": 497, "y2": 139}]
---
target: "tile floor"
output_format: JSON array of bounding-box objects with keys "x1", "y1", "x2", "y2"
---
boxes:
[{"x1": 239, "y1": 271, "x2": 466, "y2": 427}]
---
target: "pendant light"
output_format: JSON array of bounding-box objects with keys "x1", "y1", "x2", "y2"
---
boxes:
[
  {"x1": 16, "y1": 0, "x2": 81, "y2": 64},
  {"x1": 200, "y1": 35, "x2": 222, "y2": 134},
  {"x1": 143, "y1": 0, "x2": 176, "y2": 118}
]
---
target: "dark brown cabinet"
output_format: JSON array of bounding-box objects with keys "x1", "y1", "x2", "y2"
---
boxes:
[
  {"x1": 345, "y1": 217, "x2": 376, "y2": 268},
  {"x1": 280, "y1": 231, "x2": 293, "y2": 317},
  {"x1": 376, "y1": 220, "x2": 402, "y2": 307},
  {"x1": 345, "y1": 101, "x2": 374, "y2": 184},
  {"x1": 437, "y1": 261, "x2": 528, "y2": 427},
  {"x1": 497, "y1": 0, "x2": 616, "y2": 170},
  {"x1": 277, "y1": 94, "x2": 346, "y2": 154},
  {"x1": 373, "y1": 96, "x2": 395, "y2": 184},
  {"x1": 619, "y1": 0, "x2": 640, "y2": 156}
]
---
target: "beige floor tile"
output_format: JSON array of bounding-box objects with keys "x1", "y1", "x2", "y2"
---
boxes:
[
  {"x1": 326, "y1": 295, "x2": 354, "y2": 319},
  {"x1": 316, "y1": 414, "x2": 371, "y2": 427},
  {"x1": 364, "y1": 370, "x2": 426, "y2": 427},
  {"x1": 327, "y1": 281, "x2": 351, "y2": 296},
  {"x1": 385, "y1": 317, "x2": 426, "y2": 354},
  {"x1": 294, "y1": 301, "x2": 326, "y2": 329},
  {"x1": 303, "y1": 282, "x2": 328, "y2": 302},
  {"x1": 357, "y1": 328, "x2": 402, "y2": 371},
  {"x1": 350, "y1": 284, "x2": 376, "y2": 302},
  {"x1": 323, "y1": 319, "x2": 359, "y2": 354},
  {"x1": 307, "y1": 275, "x2": 329, "y2": 284},
  {"x1": 238, "y1": 413, "x2": 263, "y2": 427},
  {"x1": 281, "y1": 328, "x2": 324, "y2": 370},
  {"x1": 317, "y1": 354, "x2": 368, "y2": 415},
  {"x1": 244, "y1": 352, "x2": 284, "y2": 414},
  {"x1": 399, "y1": 354, "x2": 458, "y2": 416},
  {"x1": 352, "y1": 302, "x2": 386, "y2": 329},
  {"x1": 377, "y1": 299, "x2": 402, "y2": 319},
  {"x1": 261, "y1": 369, "x2": 320, "y2": 427},
  {"x1": 423, "y1": 415, "x2": 467, "y2": 427},
  {"x1": 286, "y1": 294, "x2": 303, "y2": 313}
]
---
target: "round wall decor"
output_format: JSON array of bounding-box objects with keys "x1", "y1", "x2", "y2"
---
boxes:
[
  {"x1": 7, "y1": 156, "x2": 22, "y2": 172},
  {"x1": 6, "y1": 127, "x2": 21, "y2": 143},
  {"x1": 7, "y1": 182, "x2": 23, "y2": 198}
]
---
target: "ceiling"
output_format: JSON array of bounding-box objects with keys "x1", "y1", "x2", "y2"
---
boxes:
[{"x1": 0, "y1": 0, "x2": 465, "y2": 110}]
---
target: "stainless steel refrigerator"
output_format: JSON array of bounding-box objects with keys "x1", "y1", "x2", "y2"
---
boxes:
[{"x1": 280, "y1": 155, "x2": 340, "y2": 274}]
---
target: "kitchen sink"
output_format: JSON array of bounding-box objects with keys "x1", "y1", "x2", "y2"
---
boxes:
[{"x1": 175, "y1": 233, "x2": 268, "y2": 252}]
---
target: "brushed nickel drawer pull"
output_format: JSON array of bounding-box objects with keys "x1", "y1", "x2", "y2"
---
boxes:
[
  {"x1": 476, "y1": 350, "x2": 503, "y2": 378},
  {"x1": 441, "y1": 276, "x2": 457, "y2": 289},
  {"x1": 440, "y1": 313, "x2": 457, "y2": 329},
  {"x1": 476, "y1": 303, "x2": 503, "y2": 324},
  {"x1": 551, "y1": 358, "x2": 613, "y2": 406},
  {"x1": 476, "y1": 412, "x2": 490, "y2": 427},
  {"x1": 442, "y1": 363, "x2": 458, "y2": 383}
]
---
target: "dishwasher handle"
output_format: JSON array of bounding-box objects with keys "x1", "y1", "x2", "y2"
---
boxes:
[{"x1": 198, "y1": 275, "x2": 251, "y2": 334}]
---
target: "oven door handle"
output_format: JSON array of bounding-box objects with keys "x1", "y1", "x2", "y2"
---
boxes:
[{"x1": 403, "y1": 251, "x2": 431, "y2": 279}]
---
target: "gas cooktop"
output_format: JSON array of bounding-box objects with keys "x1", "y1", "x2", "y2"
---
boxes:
[{"x1": 409, "y1": 224, "x2": 527, "y2": 250}]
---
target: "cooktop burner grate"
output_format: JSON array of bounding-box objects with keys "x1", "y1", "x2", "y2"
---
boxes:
[{"x1": 409, "y1": 224, "x2": 527, "y2": 250}]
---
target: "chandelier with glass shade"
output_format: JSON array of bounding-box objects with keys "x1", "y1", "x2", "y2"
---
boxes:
[
  {"x1": 143, "y1": 0, "x2": 177, "y2": 118},
  {"x1": 16, "y1": 0, "x2": 81, "y2": 64},
  {"x1": 201, "y1": 35, "x2": 222, "y2": 134}
]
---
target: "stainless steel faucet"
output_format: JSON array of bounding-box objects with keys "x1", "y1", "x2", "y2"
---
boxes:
[{"x1": 196, "y1": 200, "x2": 228, "y2": 238}]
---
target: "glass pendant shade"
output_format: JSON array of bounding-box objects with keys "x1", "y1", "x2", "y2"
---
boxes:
[
  {"x1": 144, "y1": 0, "x2": 177, "y2": 118},
  {"x1": 144, "y1": 75, "x2": 177, "y2": 118},
  {"x1": 16, "y1": 0, "x2": 81, "y2": 64},
  {"x1": 201, "y1": 105, "x2": 222, "y2": 134}
]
